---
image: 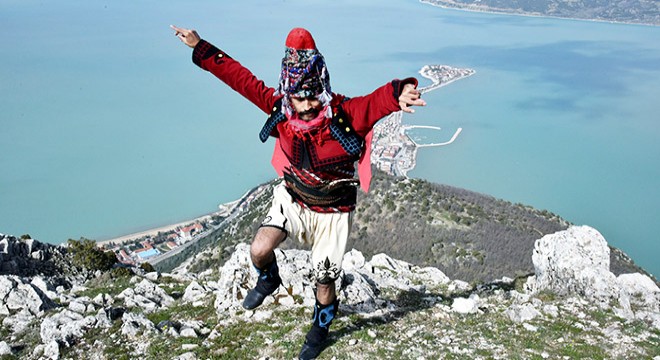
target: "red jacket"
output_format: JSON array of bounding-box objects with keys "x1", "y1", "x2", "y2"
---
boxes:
[{"x1": 193, "y1": 40, "x2": 416, "y2": 210}]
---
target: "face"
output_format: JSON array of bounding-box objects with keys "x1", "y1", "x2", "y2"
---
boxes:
[{"x1": 290, "y1": 96, "x2": 322, "y2": 121}]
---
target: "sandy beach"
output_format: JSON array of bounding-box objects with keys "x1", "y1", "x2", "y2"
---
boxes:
[
  {"x1": 96, "y1": 213, "x2": 215, "y2": 248},
  {"x1": 95, "y1": 195, "x2": 245, "y2": 248}
]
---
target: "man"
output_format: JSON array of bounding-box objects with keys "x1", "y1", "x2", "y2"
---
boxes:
[{"x1": 172, "y1": 25, "x2": 425, "y2": 359}]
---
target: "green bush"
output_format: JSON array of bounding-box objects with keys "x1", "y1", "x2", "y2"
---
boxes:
[
  {"x1": 67, "y1": 238, "x2": 117, "y2": 272},
  {"x1": 140, "y1": 262, "x2": 155, "y2": 273},
  {"x1": 111, "y1": 266, "x2": 133, "y2": 278}
]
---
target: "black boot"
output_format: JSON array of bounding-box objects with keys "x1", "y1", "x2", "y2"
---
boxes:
[
  {"x1": 299, "y1": 298, "x2": 339, "y2": 360},
  {"x1": 242, "y1": 258, "x2": 282, "y2": 310}
]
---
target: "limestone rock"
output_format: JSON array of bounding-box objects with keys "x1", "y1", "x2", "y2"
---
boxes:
[
  {"x1": 40, "y1": 309, "x2": 97, "y2": 346},
  {"x1": 342, "y1": 249, "x2": 366, "y2": 271},
  {"x1": 617, "y1": 273, "x2": 660, "y2": 308},
  {"x1": 121, "y1": 312, "x2": 156, "y2": 338},
  {"x1": 180, "y1": 327, "x2": 198, "y2": 338},
  {"x1": 92, "y1": 293, "x2": 114, "y2": 307},
  {"x1": 0, "y1": 275, "x2": 59, "y2": 317},
  {"x1": 2, "y1": 309, "x2": 36, "y2": 334},
  {"x1": 526, "y1": 225, "x2": 660, "y2": 329},
  {"x1": 116, "y1": 278, "x2": 174, "y2": 313},
  {"x1": 213, "y1": 244, "x2": 287, "y2": 314},
  {"x1": 174, "y1": 352, "x2": 198, "y2": 360},
  {"x1": 144, "y1": 272, "x2": 159, "y2": 281},
  {"x1": 0, "y1": 234, "x2": 69, "y2": 278},
  {"x1": 617, "y1": 273, "x2": 660, "y2": 328},
  {"x1": 43, "y1": 340, "x2": 60, "y2": 360},
  {"x1": 527, "y1": 226, "x2": 621, "y2": 302},
  {"x1": 337, "y1": 271, "x2": 380, "y2": 313},
  {"x1": 213, "y1": 243, "x2": 452, "y2": 316},
  {"x1": 31, "y1": 276, "x2": 59, "y2": 300},
  {"x1": 506, "y1": 303, "x2": 542, "y2": 323},
  {"x1": 452, "y1": 295, "x2": 481, "y2": 314},
  {"x1": 183, "y1": 280, "x2": 209, "y2": 304},
  {"x1": 0, "y1": 341, "x2": 11, "y2": 356}
]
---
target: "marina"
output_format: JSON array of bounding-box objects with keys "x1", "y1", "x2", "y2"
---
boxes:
[{"x1": 371, "y1": 65, "x2": 474, "y2": 177}]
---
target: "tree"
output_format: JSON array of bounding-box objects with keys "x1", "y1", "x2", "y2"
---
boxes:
[
  {"x1": 67, "y1": 238, "x2": 117, "y2": 272},
  {"x1": 140, "y1": 262, "x2": 155, "y2": 273}
]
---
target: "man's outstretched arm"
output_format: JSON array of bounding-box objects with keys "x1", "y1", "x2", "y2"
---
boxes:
[
  {"x1": 343, "y1": 79, "x2": 426, "y2": 137},
  {"x1": 170, "y1": 25, "x2": 277, "y2": 114}
]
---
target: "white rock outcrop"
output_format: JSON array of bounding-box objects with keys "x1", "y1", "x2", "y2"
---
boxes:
[
  {"x1": 182, "y1": 280, "x2": 210, "y2": 304},
  {"x1": 0, "y1": 275, "x2": 58, "y2": 316},
  {"x1": 452, "y1": 295, "x2": 481, "y2": 314},
  {"x1": 0, "y1": 234, "x2": 68, "y2": 277},
  {"x1": 0, "y1": 341, "x2": 12, "y2": 356},
  {"x1": 213, "y1": 244, "x2": 452, "y2": 316},
  {"x1": 40, "y1": 309, "x2": 97, "y2": 347},
  {"x1": 506, "y1": 303, "x2": 542, "y2": 323},
  {"x1": 528, "y1": 226, "x2": 616, "y2": 299},
  {"x1": 526, "y1": 225, "x2": 660, "y2": 328},
  {"x1": 0, "y1": 224, "x2": 658, "y2": 358},
  {"x1": 121, "y1": 312, "x2": 156, "y2": 338},
  {"x1": 116, "y1": 278, "x2": 174, "y2": 313}
]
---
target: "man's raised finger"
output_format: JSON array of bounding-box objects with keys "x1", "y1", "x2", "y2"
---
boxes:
[{"x1": 400, "y1": 103, "x2": 415, "y2": 113}]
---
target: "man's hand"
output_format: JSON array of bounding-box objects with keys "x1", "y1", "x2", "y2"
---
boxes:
[
  {"x1": 170, "y1": 25, "x2": 201, "y2": 48},
  {"x1": 398, "y1": 83, "x2": 426, "y2": 113}
]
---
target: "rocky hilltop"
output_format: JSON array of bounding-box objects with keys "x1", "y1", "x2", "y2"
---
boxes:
[
  {"x1": 1, "y1": 224, "x2": 659, "y2": 359},
  {"x1": 421, "y1": 0, "x2": 660, "y2": 26}
]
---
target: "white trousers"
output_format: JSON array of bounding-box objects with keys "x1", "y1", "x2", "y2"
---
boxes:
[{"x1": 261, "y1": 182, "x2": 353, "y2": 283}]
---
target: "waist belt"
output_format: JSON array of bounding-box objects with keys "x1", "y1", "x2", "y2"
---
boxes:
[{"x1": 283, "y1": 170, "x2": 358, "y2": 207}]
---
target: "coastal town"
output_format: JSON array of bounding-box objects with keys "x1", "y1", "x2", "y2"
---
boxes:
[
  {"x1": 371, "y1": 65, "x2": 474, "y2": 176},
  {"x1": 97, "y1": 185, "x2": 271, "y2": 266},
  {"x1": 98, "y1": 65, "x2": 475, "y2": 265}
]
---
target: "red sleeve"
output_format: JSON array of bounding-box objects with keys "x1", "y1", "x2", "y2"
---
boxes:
[
  {"x1": 342, "y1": 77, "x2": 418, "y2": 137},
  {"x1": 192, "y1": 39, "x2": 278, "y2": 114}
]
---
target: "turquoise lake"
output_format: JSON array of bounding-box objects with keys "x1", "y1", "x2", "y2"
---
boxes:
[{"x1": 1, "y1": 1, "x2": 658, "y2": 277}]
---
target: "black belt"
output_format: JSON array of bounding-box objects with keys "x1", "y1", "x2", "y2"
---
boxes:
[{"x1": 283, "y1": 171, "x2": 358, "y2": 207}]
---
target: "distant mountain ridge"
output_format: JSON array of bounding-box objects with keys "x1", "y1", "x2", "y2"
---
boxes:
[{"x1": 421, "y1": 0, "x2": 660, "y2": 25}]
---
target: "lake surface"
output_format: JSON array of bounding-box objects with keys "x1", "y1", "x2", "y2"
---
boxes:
[{"x1": 1, "y1": 0, "x2": 658, "y2": 277}]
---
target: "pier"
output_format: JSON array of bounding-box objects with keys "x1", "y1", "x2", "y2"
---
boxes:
[{"x1": 370, "y1": 64, "x2": 474, "y2": 177}]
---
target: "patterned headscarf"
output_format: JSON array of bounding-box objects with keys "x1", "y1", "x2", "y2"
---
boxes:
[{"x1": 274, "y1": 28, "x2": 332, "y2": 117}]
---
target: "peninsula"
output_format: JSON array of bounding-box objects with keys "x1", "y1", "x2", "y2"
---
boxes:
[
  {"x1": 420, "y1": 0, "x2": 660, "y2": 26},
  {"x1": 371, "y1": 65, "x2": 474, "y2": 177}
]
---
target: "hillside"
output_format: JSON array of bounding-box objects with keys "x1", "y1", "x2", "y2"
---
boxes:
[
  {"x1": 159, "y1": 170, "x2": 650, "y2": 284},
  {"x1": 421, "y1": 0, "x2": 660, "y2": 26},
  {"x1": 1, "y1": 227, "x2": 659, "y2": 359}
]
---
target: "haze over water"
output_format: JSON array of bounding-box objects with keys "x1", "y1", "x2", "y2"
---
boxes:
[{"x1": 1, "y1": 1, "x2": 659, "y2": 277}]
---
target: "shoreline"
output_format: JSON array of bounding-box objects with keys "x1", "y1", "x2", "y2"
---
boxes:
[
  {"x1": 95, "y1": 187, "x2": 253, "y2": 250},
  {"x1": 418, "y1": 0, "x2": 660, "y2": 27},
  {"x1": 95, "y1": 212, "x2": 216, "y2": 247},
  {"x1": 418, "y1": 65, "x2": 475, "y2": 94}
]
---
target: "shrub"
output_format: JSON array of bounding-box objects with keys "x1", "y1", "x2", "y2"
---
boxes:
[
  {"x1": 111, "y1": 266, "x2": 134, "y2": 278},
  {"x1": 67, "y1": 238, "x2": 117, "y2": 272},
  {"x1": 140, "y1": 262, "x2": 155, "y2": 273}
]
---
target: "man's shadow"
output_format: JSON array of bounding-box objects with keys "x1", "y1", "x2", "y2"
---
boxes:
[{"x1": 325, "y1": 274, "x2": 522, "y2": 349}]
